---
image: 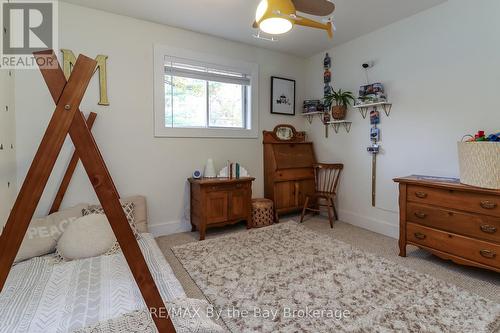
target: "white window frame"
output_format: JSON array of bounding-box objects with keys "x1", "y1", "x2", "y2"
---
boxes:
[{"x1": 154, "y1": 45, "x2": 259, "y2": 138}]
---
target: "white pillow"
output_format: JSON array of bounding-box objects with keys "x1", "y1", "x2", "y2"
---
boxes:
[
  {"x1": 14, "y1": 203, "x2": 88, "y2": 263},
  {"x1": 56, "y1": 214, "x2": 118, "y2": 261}
]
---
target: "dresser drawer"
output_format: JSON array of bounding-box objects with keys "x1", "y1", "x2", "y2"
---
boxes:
[
  {"x1": 407, "y1": 223, "x2": 500, "y2": 269},
  {"x1": 407, "y1": 203, "x2": 500, "y2": 243},
  {"x1": 407, "y1": 185, "x2": 500, "y2": 217}
]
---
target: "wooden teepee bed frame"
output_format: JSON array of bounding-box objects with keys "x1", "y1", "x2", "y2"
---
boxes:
[{"x1": 0, "y1": 50, "x2": 175, "y2": 333}]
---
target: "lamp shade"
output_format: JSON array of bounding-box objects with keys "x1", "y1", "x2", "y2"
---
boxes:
[{"x1": 255, "y1": 0, "x2": 294, "y2": 35}]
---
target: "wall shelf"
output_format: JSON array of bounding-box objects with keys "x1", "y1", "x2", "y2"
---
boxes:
[
  {"x1": 301, "y1": 111, "x2": 325, "y2": 124},
  {"x1": 302, "y1": 112, "x2": 353, "y2": 137},
  {"x1": 353, "y1": 102, "x2": 392, "y2": 118},
  {"x1": 326, "y1": 120, "x2": 352, "y2": 133}
]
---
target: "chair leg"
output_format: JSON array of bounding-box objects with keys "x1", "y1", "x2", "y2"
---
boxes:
[
  {"x1": 331, "y1": 198, "x2": 338, "y2": 220},
  {"x1": 300, "y1": 196, "x2": 310, "y2": 223},
  {"x1": 326, "y1": 200, "x2": 334, "y2": 228},
  {"x1": 313, "y1": 199, "x2": 320, "y2": 215}
]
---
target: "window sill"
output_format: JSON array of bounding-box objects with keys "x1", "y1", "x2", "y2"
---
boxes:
[{"x1": 154, "y1": 127, "x2": 258, "y2": 139}]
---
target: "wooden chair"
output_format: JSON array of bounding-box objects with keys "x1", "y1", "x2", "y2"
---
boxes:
[{"x1": 300, "y1": 163, "x2": 343, "y2": 228}]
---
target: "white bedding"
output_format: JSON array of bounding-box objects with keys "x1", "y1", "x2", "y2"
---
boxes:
[{"x1": 0, "y1": 233, "x2": 186, "y2": 333}]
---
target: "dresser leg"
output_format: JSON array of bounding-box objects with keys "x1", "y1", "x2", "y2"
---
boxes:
[
  {"x1": 399, "y1": 243, "x2": 407, "y2": 257},
  {"x1": 199, "y1": 225, "x2": 206, "y2": 241}
]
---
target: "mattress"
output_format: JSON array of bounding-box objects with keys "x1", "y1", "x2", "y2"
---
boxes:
[{"x1": 0, "y1": 233, "x2": 186, "y2": 333}]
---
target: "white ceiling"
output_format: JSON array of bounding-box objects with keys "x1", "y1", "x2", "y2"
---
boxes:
[{"x1": 62, "y1": 0, "x2": 447, "y2": 57}]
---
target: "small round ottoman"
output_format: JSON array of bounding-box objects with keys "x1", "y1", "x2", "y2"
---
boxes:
[{"x1": 251, "y1": 198, "x2": 275, "y2": 228}]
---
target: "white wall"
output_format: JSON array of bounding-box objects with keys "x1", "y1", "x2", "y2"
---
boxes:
[
  {"x1": 15, "y1": 2, "x2": 306, "y2": 234},
  {"x1": 0, "y1": 68, "x2": 16, "y2": 229},
  {"x1": 304, "y1": 0, "x2": 500, "y2": 238}
]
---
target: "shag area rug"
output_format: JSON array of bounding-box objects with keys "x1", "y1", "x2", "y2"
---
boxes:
[{"x1": 172, "y1": 222, "x2": 500, "y2": 333}]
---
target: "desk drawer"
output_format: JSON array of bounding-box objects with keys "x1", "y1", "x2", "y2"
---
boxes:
[
  {"x1": 407, "y1": 203, "x2": 500, "y2": 243},
  {"x1": 407, "y1": 223, "x2": 500, "y2": 269},
  {"x1": 407, "y1": 185, "x2": 500, "y2": 217}
]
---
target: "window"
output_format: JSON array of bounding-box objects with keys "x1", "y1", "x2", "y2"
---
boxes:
[{"x1": 154, "y1": 46, "x2": 259, "y2": 138}]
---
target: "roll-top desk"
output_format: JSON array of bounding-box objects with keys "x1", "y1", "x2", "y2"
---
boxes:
[{"x1": 263, "y1": 125, "x2": 316, "y2": 217}]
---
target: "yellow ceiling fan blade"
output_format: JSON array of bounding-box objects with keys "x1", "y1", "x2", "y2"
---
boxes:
[{"x1": 294, "y1": 15, "x2": 333, "y2": 38}]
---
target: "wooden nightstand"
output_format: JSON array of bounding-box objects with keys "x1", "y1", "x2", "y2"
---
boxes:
[{"x1": 188, "y1": 177, "x2": 255, "y2": 240}]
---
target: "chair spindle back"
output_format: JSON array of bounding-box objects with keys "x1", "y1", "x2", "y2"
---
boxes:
[{"x1": 314, "y1": 163, "x2": 343, "y2": 194}]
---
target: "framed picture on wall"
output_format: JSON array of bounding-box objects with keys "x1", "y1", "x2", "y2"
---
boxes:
[{"x1": 271, "y1": 76, "x2": 296, "y2": 116}]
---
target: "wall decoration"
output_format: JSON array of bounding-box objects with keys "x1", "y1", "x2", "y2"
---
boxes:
[
  {"x1": 301, "y1": 53, "x2": 353, "y2": 136},
  {"x1": 61, "y1": 49, "x2": 109, "y2": 106},
  {"x1": 323, "y1": 53, "x2": 333, "y2": 102},
  {"x1": 370, "y1": 127, "x2": 380, "y2": 142},
  {"x1": 271, "y1": 76, "x2": 296, "y2": 115},
  {"x1": 370, "y1": 109, "x2": 380, "y2": 125}
]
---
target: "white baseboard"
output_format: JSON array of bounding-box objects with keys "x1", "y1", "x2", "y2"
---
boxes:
[
  {"x1": 150, "y1": 211, "x2": 399, "y2": 239},
  {"x1": 149, "y1": 219, "x2": 191, "y2": 237},
  {"x1": 338, "y1": 209, "x2": 399, "y2": 239}
]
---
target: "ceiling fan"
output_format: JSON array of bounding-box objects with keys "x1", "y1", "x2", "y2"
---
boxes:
[{"x1": 252, "y1": 0, "x2": 336, "y2": 38}]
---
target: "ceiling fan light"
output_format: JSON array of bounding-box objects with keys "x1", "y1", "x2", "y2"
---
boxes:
[{"x1": 259, "y1": 17, "x2": 293, "y2": 34}]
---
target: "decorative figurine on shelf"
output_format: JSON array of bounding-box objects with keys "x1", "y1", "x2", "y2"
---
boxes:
[
  {"x1": 356, "y1": 82, "x2": 387, "y2": 105},
  {"x1": 303, "y1": 99, "x2": 321, "y2": 113}
]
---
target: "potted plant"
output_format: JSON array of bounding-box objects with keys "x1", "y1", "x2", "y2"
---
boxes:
[{"x1": 324, "y1": 89, "x2": 355, "y2": 120}]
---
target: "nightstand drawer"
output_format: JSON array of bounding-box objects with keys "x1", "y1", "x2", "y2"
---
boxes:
[
  {"x1": 407, "y1": 203, "x2": 500, "y2": 243},
  {"x1": 407, "y1": 223, "x2": 500, "y2": 269},
  {"x1": 407, "y1": 185, "x2": 500, "y2": 217}
]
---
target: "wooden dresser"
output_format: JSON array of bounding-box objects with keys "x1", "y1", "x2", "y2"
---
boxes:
[
  {"x1": 189, "y1": 177, "x2": 254, "y2": 240},
  {"x1": 395, "y1": 175, "x2": 500, "y2": 273},
  {"x1": 263, "y1": 125, "x2": 316, "y2": 217}
]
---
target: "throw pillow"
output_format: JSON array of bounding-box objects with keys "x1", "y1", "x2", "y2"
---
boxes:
[
  {"x1": 14, "y1": 203, "x2": 88, "y2": 263},
  {"x1": 56, "y1": 214, "x2": 118, "y2": 261},
  {"x1": 82, "y1": 202, "x2": 139, "y2": 238}
]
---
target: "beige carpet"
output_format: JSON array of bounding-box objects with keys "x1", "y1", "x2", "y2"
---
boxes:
[
  {"x1": 156, "y1": 216, "x2": 499, "y2": 305},
  {"x1": 169, "y1": 222, "x2": 499, "y2": 332}
]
